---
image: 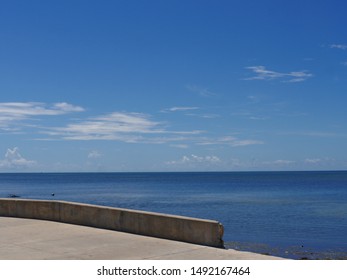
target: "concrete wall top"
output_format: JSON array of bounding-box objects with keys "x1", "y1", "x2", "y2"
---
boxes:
[{"x1": 0, "y1": 198, "x2": 224, "y2": 248}]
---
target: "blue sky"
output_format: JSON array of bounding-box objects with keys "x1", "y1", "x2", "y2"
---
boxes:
[{"x1": 1, "y1": 0, "x2": 347, "y2": 172}]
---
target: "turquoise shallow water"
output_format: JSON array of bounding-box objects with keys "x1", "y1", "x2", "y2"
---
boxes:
[{"x1": 1, "y1": 171, "x2": 347, "y2": 259}]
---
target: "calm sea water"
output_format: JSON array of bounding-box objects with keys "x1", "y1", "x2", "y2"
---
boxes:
[{"x1": 1, "y1": 171, "x2": 347, "y2": 259}]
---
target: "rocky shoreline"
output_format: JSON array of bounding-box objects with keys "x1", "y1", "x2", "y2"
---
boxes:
[{"x1": 225, "y1": 241, "x2": 347, "y2": 260}]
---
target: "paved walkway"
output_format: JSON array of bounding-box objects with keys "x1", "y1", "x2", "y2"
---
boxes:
[{"x1": 0, "y1": 217, "x2": 283, "y2": 260}]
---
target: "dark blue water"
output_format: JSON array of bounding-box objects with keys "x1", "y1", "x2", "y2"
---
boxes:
[{"x1": 1, "y1": 171, "x2": 347, "y2": 259}]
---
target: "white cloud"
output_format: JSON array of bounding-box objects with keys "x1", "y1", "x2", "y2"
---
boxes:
[
  {"x1": 245, "y1": 66, "x2": 313, "y2": 82},
  {"x1": 304, "y1": 158, "x2": 322, "y2": 164},
  {"x1": 260, "y1": 159, "x2": 296, "y2": 168},
  {"x1": 88, "y1": 150, "x2": 102, "y2": 159},
  {"x1": 247, "y1": 95, "x2": 261, "y2": 103},
  {"x1": 162, "y1": 106, "x2": 199, "y2": 112},
  {"x1": 272, "y1": 159, "x2": 295, "y2": 165},
  {"x1": 0, "y1": 102, "x2": 84, "y2": 130},
  {"x1": 0, "y1": 102, "x2": 84, "y2": 117},
  {"x1": 249, "y1": 116, "x2": 269, "y2": 121},
  {"x1": 43, "y1": 111, "x2": 203, "y2": 142},
  {"x1": 227, "y1": 139, "x2": 264, "y2": 147},
  {"x1": 303, "y1": 158, "x2": 338, "y2": 168},
  {"x1": 280, "y1": 131, "x2": 340, "y2": 138},
  {"x1": 166, "y1": 154, "x2": 221, "y2": 166},
  {"x1": 186, "y1": 85, "x2": 217, "y2": 97},
  {"x1": 330, "y1": 44, "x2": 347, "y2": 50},
  {"x1": 161, "y1": 106, "x2": 219, "y2": 119},
  {"x1": 199, "y1": 114, "x2": 220, "y2": 119},
  {"x1": 170, "y1": 144, "x2": 189, "y2": 149},
  {"x1": 44, "y1": 112, "x2": 157, "y2": 141},
  {"x1": 198, "y1": 136, "x2": 264, "y2": 147},
  {"x1": 52, "y1": 102, "x2": 85, "y2": 112},
  {"x1": 0, "y1": 147, "x2": 36, "y2": 169}
]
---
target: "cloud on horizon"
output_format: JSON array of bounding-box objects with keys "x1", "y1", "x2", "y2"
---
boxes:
[
  {"x1": 0, "y1": 147, "x2": 36, "y2": 169},
  {"x1": 88, "y1": 150, "x2": 102, "y2": 159},
  {"x1": 166, "y1": 154, "x2": 222, "y2": 166}
]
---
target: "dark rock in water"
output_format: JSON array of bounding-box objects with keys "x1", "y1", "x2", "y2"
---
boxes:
[{"x1": 8, "y1": 194, "x2": 20, "y2": 198}]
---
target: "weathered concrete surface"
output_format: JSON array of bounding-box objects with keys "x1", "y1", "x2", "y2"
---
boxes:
[
  {"x1": 0, "y1": 217, "x2": 284, "y2": 260},
  {"x1": 0, "y1": 199, "x2": 223, "y2": 248}
]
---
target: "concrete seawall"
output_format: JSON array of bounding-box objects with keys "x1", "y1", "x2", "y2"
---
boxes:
[{"x1": 0, "y1": 198, "x2": 224, "y2": 248}]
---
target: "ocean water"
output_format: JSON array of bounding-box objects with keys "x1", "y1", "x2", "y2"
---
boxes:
[{"x1": 1, "y1": 171, "x2": 347, "y2": 259}]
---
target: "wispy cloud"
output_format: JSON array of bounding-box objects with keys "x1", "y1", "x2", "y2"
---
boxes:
[
  {"x1": 42, "y1": 111, "x2": 203, "y2": 142},
  {"x1": 330, "y1": 44, "x2": 347, "y2": 50},
  {"x1": 198, "y1": 136, "x2": 264, "y2": 147},
  {"x1": 245, "y1": 66, "x2": 313, "y2": 82},
  {"x1": 44, "y1": 112, "x2": 161, "y2": 141},
  {"x1": 260, "y1": 159, "x2": 296, "y2": 168},
  {"x1": 0, "y1": 102, "x2": 264, "y2": 151},
  {"x1": 88, "y1": 150, "x2": 102, "y2": 159},
  {"x1": 0, "y1": 102, "x2": 84, "y2": 130},
  {"x1": 162, "y1": 106, "x2": 220, "y2": 119},
  {"x1": 0, "y1": 102, "x2": 84, "y2": 117},
  {"x1": 187, "y1": 113, "x2": 220, "y2": 119},
  {"x1": 170, "y1": 144, "x2": 189, "y2": 149},
  {"x1": 304, "y1": 158, "x2": 322, "y2": 164},
  {"x1": 272, "y1": 159, "x2": 295, "y2": 165},
  {"x1": 0, "y1": 147, "x2": 36, "y2": 169},
  {"x1": 161, "y1": 106, "x2": 199, "y2": 113},
  {"x1": 52, "y1": 102, "x2": 85, "y2": 112},
  {"x1": 280, "y1": 130, "x2": 342, "y2": 138},
  {"x1": 303, "y1": 157, "x2": 337, "y2": 167},
  {"x1": 186, "y1": 85, "x2": 217, "y2": 97}
]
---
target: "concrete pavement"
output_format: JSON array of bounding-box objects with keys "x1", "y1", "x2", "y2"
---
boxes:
[{"x1": 0, "y1": 217, "x2": 284, "y2": 260}]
